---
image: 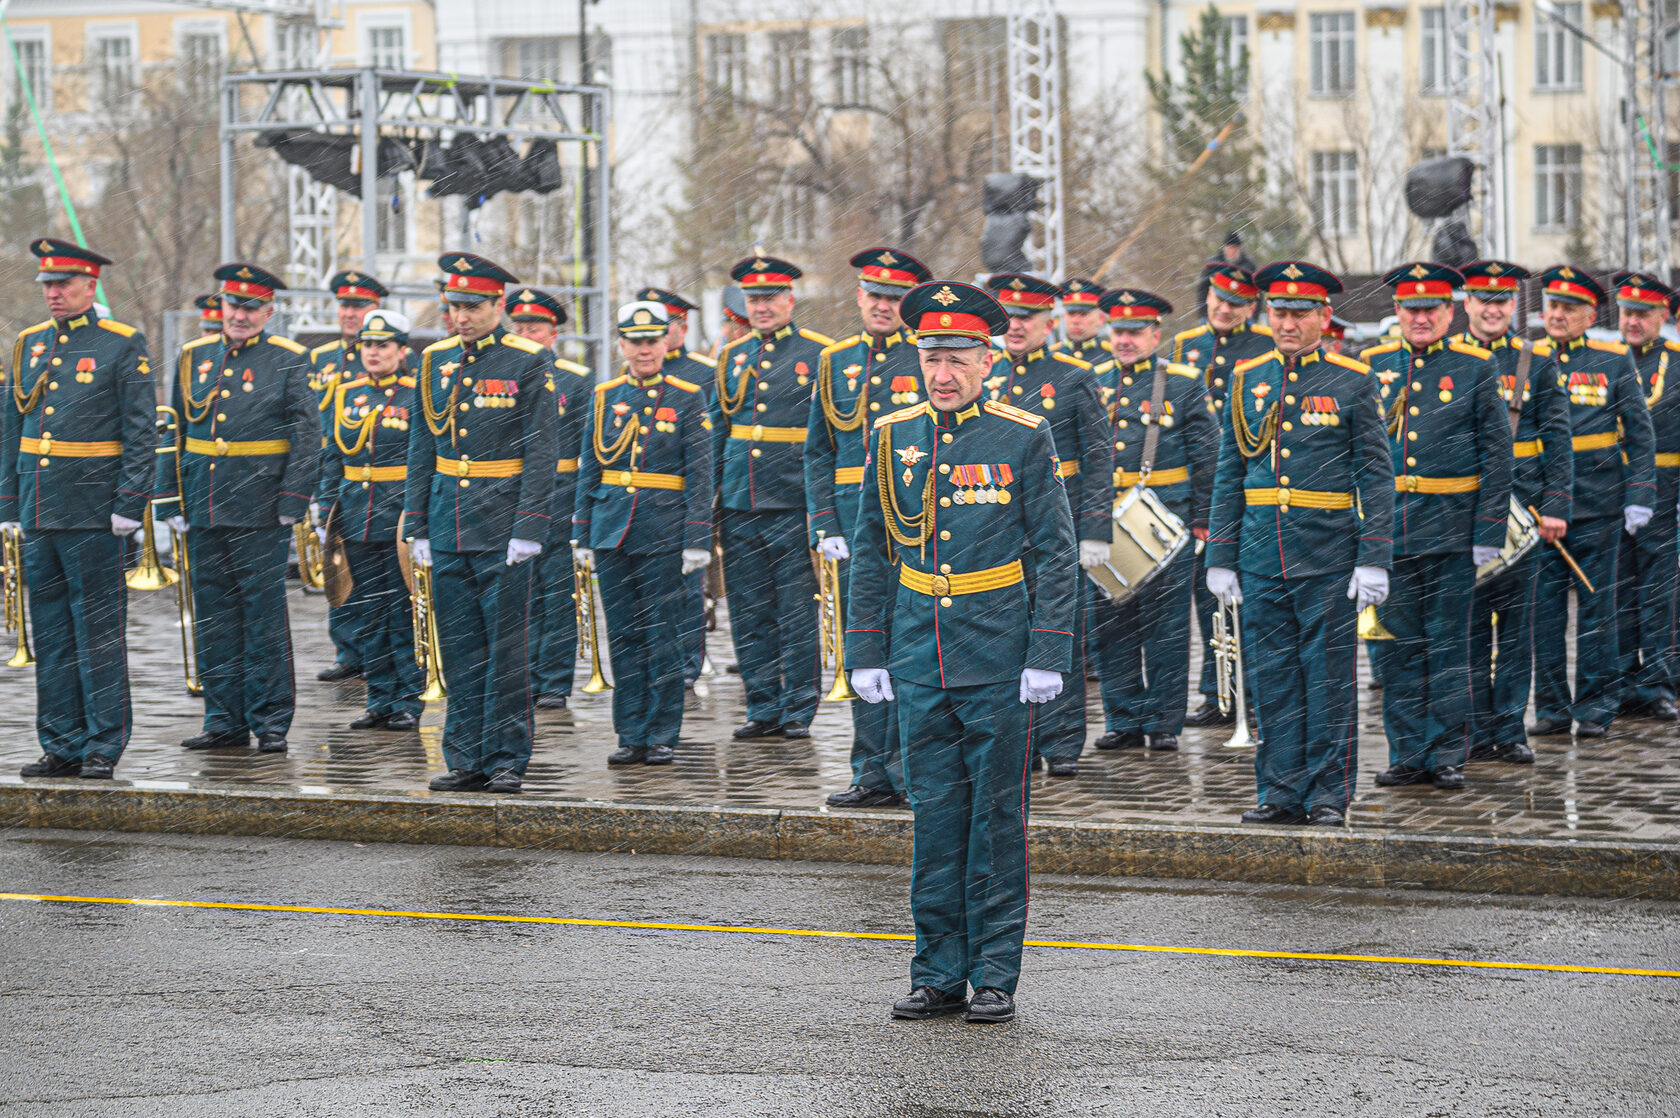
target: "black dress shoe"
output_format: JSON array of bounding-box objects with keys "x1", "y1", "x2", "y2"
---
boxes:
[
  {"x1": 1046, "y1": 758, "x2": 1078, "y2": 777},
  {"x1": 429, "y1": 769, "x2": 487, "y2": 791},
  {"x1": 1241, "y1": 803, "x2": 1306, "y2": 825},
  {"x1": 826, "y1": 784, "x2": 903, "y2": 808},
  {"x1": 607, "y1": 745, "x2": 648, "y2": 766},
  {"x1": 964, "y1": 987, "x2": 1015, "y2": 1023},
  {"x1": 1094, "y1": 730, "x2": 1143, "y2": 751},
  {"x1": 780, "y1": 722, "x2": 810, "y2": 740},
  {"x1": 181, "y1": 730, "x2": 248, "y2": 751},
  {"x1": 1184, "y1": 700, "x2": 1232, "y2": 727},
  {"x1": 644, "y1": 745, "x2": 675, "y2": 765},
  {"x1": 1648, "y1": 698, "x2": 1679, "y2": 722},
  {"x1": 1467, "y1": 741, "x2": 1498, "y2": 762},
  {"x1": 78, "y1": 754, "x2": 116, "y2": 779},
  {"x1": 1487, "y1": 740, "x2": 1534, "y2": 764},
  {"x1": 1527, "y1": 716, "x2": 1571, "y2": 737},
  {"x1": 1308, "y1": 804, "x2": 1345, "y2": 826},
  {"x1": 534, "y1": 693, "x2": 569, "y2": 710},
  {"x1": 349, "y1": 710, "x2": 390, "y2": 730},
  {"x1": 317, "y1": 662, "x2": 364, "y2": 682},
  {"x1": 485, "y1": 769, "x2": 522, "y2": 793},
  {"x1": 1029, "y1": 755, "x2": 1042, "y2": 772},
  {"x1": 20, "y1": 753, "x2": 80, "y2": 777},
  {"x1": 382, "y1": 711, "x2": 421, "y2": 732},
  {"x1": 256, "y1": 733, "x2": 287, "y2": 754},
  {"x1": 1574, "y1": 721, "x2": 1608, "y2": 738},
  {"x1": 891, "y1": 986, "x2": 968, "y2": 1020},
  {"x1": 1431, "y1": 765, "x2": 1465, "y2": 789},
  {"x1": 1375, "y1": 764, "x2": 1433, "y2": 787},
  {"x1": 732, "y1": 720, "x2": 781, "y2": 740},
  {"x1": 1147, "y1": 732, "x2": 1179, "y2": 751}
]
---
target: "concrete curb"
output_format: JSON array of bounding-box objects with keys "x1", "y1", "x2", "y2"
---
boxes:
[{"x1": 1, "y1": 781, "x2": 1674, "y2": 899}]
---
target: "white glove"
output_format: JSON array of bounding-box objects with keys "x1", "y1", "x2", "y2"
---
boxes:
[
  {"x1": 818, "y1": 535, "x2": 850, "y2": 561},
  {"x1": 408, "y1": 537, "x2": 430, "y2": 566},
  {"x1": 278, "y1": 515, "x2": 298, "y2": 526},
  {"x1": 315, "y1": 526, "x2": 328, "y2": 545},
  {"x1": 1472, "y1": 545, "x2": 1502, "y2": 568},
  {"x1": 165, "y1": 515, "x2": 187, "y2": 534},
  {"x1": 506, "y1": 537, "x2": 542, "y2": 566},
  {"x1": 1019, "y1": 668, "x2": 1063, "y2": 704},
  {"x1": 1078, "y1": 539, "x2": 1109, "y2": 571},
  {"x1": 1347, "y1": 565, "x2": 1389, "y2": 610},
  {"x1": 309, "y1": 501, "x2": 323, "y2": 527},
  {"x1": 681, "y1": 547, "x2": 711, "y2": 575},
  {"x1": 1625, "y1": 505, "x2": 1653, "y2": 535},
  {"x1": 851, "y1": 667, "x2": 895, "y2": 704},
  {"x1": 572, "y1": 544, "x2": 594, "y2": 566},
  {"x1": 1206, "y1": 566, "x2": 1242, "y2": 605},
  {"x1": 110, "y1": 513, "x2": 142, "y2": 536},
  {"x1": 0, "y1": 521, "x2": 19, "y2": 533}
]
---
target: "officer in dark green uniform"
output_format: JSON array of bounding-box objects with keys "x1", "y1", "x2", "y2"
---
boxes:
[
  {"x1": 405, "y1": 253, "x2": 557, "y2": 793},
  {"x1": 1088, "y1": 289, "x2": 1216, "y2": 753},
  {"x1": 804, "y1": 247, "x2": 932, "y2": 807},
  {"x1": 194, "y1": 294, "x2": 223, "y2": 336},
  {"x1": 1456, "y1": 261, "x2": 1572, "y2": 766},
  {"x1": 505, "y1": 287, "x2": 591, "y2": 710},
  {"x1": 4, "y1": 239, "x2": 155, "y2": 779},
  {"x1": 573, "y1": 301, "x2": 714, "y2": 765},
  {"x1": 159, "y1": 262, "x2": 318, "y2": 755},
  {"x1": 637, "y1": 285, "x2": 716, "y2": 686},
  {"x1": 324, "y1": 310, "x2": 422, "y2": 730},
  {"x1": 1205, "y1": 261, "x2": 1394, "y2": 827},
  {"x1": 982, "y1": 273, "x2": 1110, "y2": 775},
  {"x1": 1051, "y1": 278, "x2": 1110, "y2": 364},
  {"x1": 1359, "y1": 263, "x2": 1511, "y2": 791},
  {"x1": 310, "y1": 270, "x2": 388, "y2": 682},
  {"x1": 1173, "y1": 264, "x2": 1275, "y2": 727},
  {"x1": 1529, "y1": 266, "x2": 1656, "y2": 738},
  {"x1": 710, "y1": 255, "x2": 834, "y2": 740},
  {"x1": 1610, "y1": 271, "x2": 1680, "y2": 721},
  {"x1": 847, "y1": 281, "x2": 1076, "y2": 1025}
]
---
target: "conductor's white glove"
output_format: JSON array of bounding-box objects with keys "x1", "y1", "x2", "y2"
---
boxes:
[
  {"x1": 0, "y1": 522, "x2": 18, "y2": 533},
  {"x1": 571, "y1": 545, "x2": 594, "y2": 566},
  {"x1": 1206, "y1": 565, "x2": 1242, "y2": 605},
  {"x1": 818, "y1": 535, "x2": 850, "y2": 561},
  {"x1": 506, "y1": 537, "x2": 541, "y2": 566},
  {"x1": 1472, "y1": 546, "x2": 1502, "y2": 568},
  {"x1": 316, "y1": 526, "x2": 328, "y2": 545},
  {"x1": 851, "y1": 668, "x2": 894, "y2": 704},
  {"x1": 1019, "y1": 668, "x2": 1063, "y2": 704},
  {"x1": 278, "y1": 515, "x2": 298, "y2": 527},
  {"x1": 1078, "y1": 539, "x2": 1109, "y2": 571},
  {"x1": 681, "y1": 547, "x2": 711, "y2": 575},
  {"x1": 1625, "y1": 505, "x2": 1653, "y2": 535},
  {"x1": 1347, "y1": 566, "x2": 1389, "y2": 610},
  {"x1": 165, "y1": 516, "x2": 187, "y2": 535},
  {"x1": 110, "y1": 513, "x2": 142, "y2": 537},
  {"x1": 408, "y1": 537, "x2": 430, "y2": 566}
]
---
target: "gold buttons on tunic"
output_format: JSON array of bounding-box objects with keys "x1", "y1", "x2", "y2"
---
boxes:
[
  {"x1": 751, "y1": 448, "x2": 762, "y2": 457},
  {"x1": 939, "y1": 530, "x2": 950, "y2": 540},
  {"x1": 939, "y1": 496, "x2": 950, "y2": 507},
  {"x1": 941, "y1": 433, "x2": 952, "y2": 443}
]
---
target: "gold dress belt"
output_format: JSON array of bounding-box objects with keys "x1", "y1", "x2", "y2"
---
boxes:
[
  {"x1": 434, "y1": 455, "x2": 523, "y2": 478},
  {"x1": 185, "y1": 437, "x2": 291, "y2": 457},
  {"x1": 899, "y1": 559, "x2": 1024, "y2": 597},
  {"x1": 1115, "y1": 465, "x2": 1189, "y2": 488},
  {"x1": 600, "y1": 469, "x2": 685, "y2": 491},
  {"x1": 556, "y1": 457, "x2": 580, "y2": 474},
  {"x1": 1244, "y1": 487, "x2": 1354, "y2": 510},
  {"x1": 19, "y1": 437, "x2": 121, "y2": 458},
  {"x1": 1395, "y1": 474, "x2": 1480, "y2": 494},
  {"x1": 729, "y1": 423, "x2": 806, "y2": 443},
  {"x1": 344, "y1": 464, "x2": 407, "y2": 482},
  {"x1": 1512, "y1": 439, "x2": 1543, "y2": 458},
  {"x1": 1572, "y1": 431, "x2": 1619, "y2": 452}
]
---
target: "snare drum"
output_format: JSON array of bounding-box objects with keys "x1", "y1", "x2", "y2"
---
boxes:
[
  {"x1": 1086, "y1": 484, "x2": 1190, "y2": 603},
  {"x1": 1475, "y1": 496, "x2": 1539, "y2": 584}
]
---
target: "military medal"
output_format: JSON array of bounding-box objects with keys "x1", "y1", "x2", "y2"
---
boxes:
[
  {"x1": 1040, "y1": 383, "x2": 1055, "y2": 410},
  {"x1": 1438, "y1": 375, "x2": 1453, "y2": 403}
]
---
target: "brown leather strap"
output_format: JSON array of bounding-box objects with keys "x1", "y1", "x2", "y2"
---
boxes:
[
  {"x1": 1509, "y1": 343, "x2": 1533, "y2": 439},
  {"x1": 1140, "y1": 359, "x2": 1169, "y2": 476}
]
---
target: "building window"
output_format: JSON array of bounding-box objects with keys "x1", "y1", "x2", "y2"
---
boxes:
[
  {"x1": 367, "y1": 23, "x2": 406, "y2": 70},
  {"x1": 91, "y1": 31, "x2": 138, "y2": 112},
  {"x1": 769, "y1": 30, "x2": 810, "y2": 114},
  {"x1": 274, "y1": 20, "x2": 316, "y2": 69},
  {"x1": 9, "y1": 33, "x2": 49, "y2": 114},
  {"x1": 376, "y1": 175, "x2": 407, "y2": 254},
  {"x1": 1664, "y1": 0, "x2": 1680, "y2": 74},
  {"x1": 1420, "y1": 8, "x2": 1449, "y2": 94},
  {"x1": 942, "y1": 18, "x2": 1008, "y2": 110},
  {"x1": 1222, "y1": 15, "x2": 1249, "y2": 76},
  {"x1": 833, "y1": 26, "x2": 868, "y2": 105},
  {"x1": 179, "y1": 29, "x2": 223, "y2": 100},
  {"x1": 1308, "y1": 12, "x2": 1357, "y2": 97},
  {"x1": 706, "y1": 33, "x2": 747, "y2": 98},
  {"x1": 771, "y1": 180, "x2": 816, "y2": 244},
  {"x1": 1534, "y1": 143, "x2": 1582, "y2": 231},
  {"x1": 1535, "y1": 2, "x2": 1583, "y2": 90},
  {"x1": 504, "y1": 37, "x2": 562, "y2": 82},
  {"x1": 1309, "y1": 151, "x2": 1359, "y2": 237}
]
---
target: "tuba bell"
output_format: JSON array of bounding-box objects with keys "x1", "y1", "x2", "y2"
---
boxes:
[
  {"x1": 572, "y1": 547, "x2": 610, "y2": 694},
  {"x1": 1, "y1": 524, "x2": 34, "y2": 667},
  {"x1": 815, "y1": 530, "x2": 855, "y2": 701},
  {"x1": 124, "y1": 502, "x2": 178, "y2": 590}
]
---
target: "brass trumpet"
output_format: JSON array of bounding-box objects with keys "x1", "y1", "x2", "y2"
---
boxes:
[
  {"x1": 124, "y1": 502, "x2": 178, "y2": 590},
  {"x1": 815, "y1": 530, "x2": 855, "y2": 702},
  {"x1": 1, "y1": 524, "x2": 34, "y2": 667},
  {"x1": 1357, "y1": 605, "x2": 1395, "y2": 641},
  {"x1": 295, "y1": 520, "x2": 326, "y2": 590},
  {"x1": 1212, "y1": 596, "x2": 1250, "y2": 749},
  {"x1": 572, "y1": 549, "x2": 610, "y2": 693},
  {"x1": 410, "y1": 555, "x2": 446, "y2": 702}
]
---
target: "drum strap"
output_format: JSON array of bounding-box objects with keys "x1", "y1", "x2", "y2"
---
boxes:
[
  {"x1": 1508, "y1": 344, "x2": 1533, "y2": 439},
  {"x1": 1140, "y1": 359, "x2": 1169, "y2": 478}
]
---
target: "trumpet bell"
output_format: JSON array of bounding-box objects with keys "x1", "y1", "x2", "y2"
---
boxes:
[
  {"x1": 126, "y1": 506, "x2": 178, "y2": 589},
  {"x1": 1358, "y1": 605, "x2": 1395, "y2": 641}
]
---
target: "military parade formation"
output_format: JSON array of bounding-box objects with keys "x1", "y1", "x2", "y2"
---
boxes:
[{"x1": 6, "y1": 233, "x2": 1680, "y2": 1021}]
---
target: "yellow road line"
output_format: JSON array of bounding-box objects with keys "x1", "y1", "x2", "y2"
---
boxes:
[{"x1": 3, "y1": 892, "x2": 1675, "y2": 979}]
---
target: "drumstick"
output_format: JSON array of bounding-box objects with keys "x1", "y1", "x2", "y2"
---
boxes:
[{"x1": 1527, "y1": 505, "x2": 1594, "y2": 594}]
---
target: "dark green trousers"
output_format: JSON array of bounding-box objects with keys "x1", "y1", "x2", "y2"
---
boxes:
[
  {"x1": 327, "y1": 596, "x2": 364, "y2": 669},
  {"x1": 1615, "y1": 508, "x2": 1678, "y2": 708},
  {"x1": 836, "y1": 561, "x2": 902, "y2": 793},
  {"x1": 1534, "y1": 516, "x2": 1622, "y2": 727},
  {"x1": 1375, "y1": 553, "x2": 1475, "y2": 771},
  {"x1": 24, "y1": 529, "x2": 129, "y2": 762},
  {"x1": 1093, "y1": 544, "x2": 1193, "y2": 734},
  {"x1": 596, "y1": 548, "x2": 685, "y2": 749},
  {"x1": 897, "y1": 678, "x2": 1032, "y2": 996},
  {"x1": 530, "y1": 544, "x2": 577, "y2": 700},
  {"x1": 432, "y1": 548, "x2": 536, "y2": 776},
  {"x1": 1469, "y1": 550, "x2": 1540, "y2": 748},
  {"x1": 343, "y1": 541, "x2": 421, "y2": 718},
  {"x1": 190, "y1": 526, "x2": 293, "y2": 738},
  {"x1": 721, "y1": 510, "x2": 819, "y2": 727}
]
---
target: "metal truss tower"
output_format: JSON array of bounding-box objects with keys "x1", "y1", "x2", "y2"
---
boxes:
[
  {"x1": 1624, "y1": 0, "x2": 1673, "y2": 277},
  {"x1": 1443, "y1": 0, "x2": 1505, "y2": 259},
  {"x1": 1006, "y1": 1, "x2": 1063, "y2": 282}
]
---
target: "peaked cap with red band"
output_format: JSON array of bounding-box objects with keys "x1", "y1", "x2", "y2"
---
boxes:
[
  {"x1": 1460, "y1": 260, "x2": 1529, "y2": 300},
  {"x1": 635, "y1": 286, "x2": 697, "y2": 318},
  {"x1": 1059, "y1": 277, "x2": 1104, "y2": 307},
  {"x1": 984, "y1": 272, "x2": 1060, "y2": 316},
  {"x1": 508, "y1": 287, "x2": 568, "y2": 325},
  {"x1": 438, "y1": 252, "x2": 519, "y2": 304},
  {"x1": 31, "y1": 237, "x2": 112, "y2": 282},
  {"x1": 1098, "y1": 288, "x2": 1173, "y2": 330},
  {"x1": 1537, "y1": 264, "x2": 1605, "y2": 307},
  {"x1": 214, "y1": 261, "x2": 287, "y2": 307},
  {"x1": 328, "y1": 269, "x2": 388, "y2": 304},
  {"x1": 1611, "y1": 269, "x2": 1673, "y2": 311},
  {"x1": 1206, "y1": 263, "x2": 1259, "y2": 305},
  {"x1": 850, "y1": 247, "x2": 932, "y2": 296},
  {"x1": 730, "y1": 254, "x2": 802, "y2": 291},
  {"x1": 1381, "y1": 261, "x2": 1463, "y2": 307},
  {"x1": 901, "y1": 281, "x2": 1009, "y2": 347},
  {"x1": 194, "y1": 294, "x2": 222, "y2": 325},
  {"x1": 1255, "y1": 260, "x2": 1343, "y2": 309}
]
